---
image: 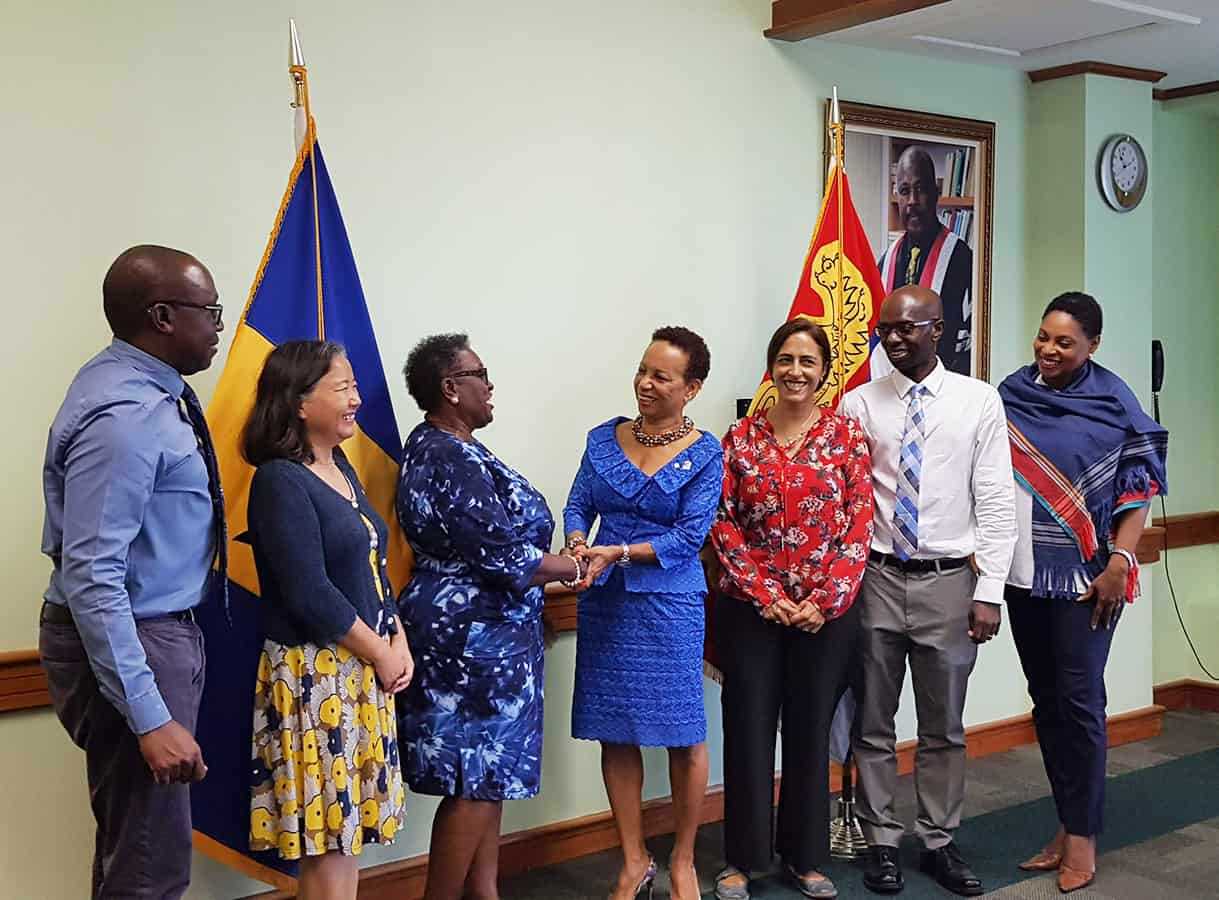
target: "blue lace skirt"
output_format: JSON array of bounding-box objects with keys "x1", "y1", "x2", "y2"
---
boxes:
[{"x1": 571, "y1": 569, "x2": 706, "y2": 747}]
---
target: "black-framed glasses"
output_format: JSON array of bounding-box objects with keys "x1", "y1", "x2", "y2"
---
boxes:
[
  {"x1": 148, "y1": 300, "x2": 224, "y2": 326},
  {"x1": 447, "y1": 367, "x2": 490, "y2": 385},
  {"x1": 876, "y1": 318, "x2": 940, "y2": 339}
]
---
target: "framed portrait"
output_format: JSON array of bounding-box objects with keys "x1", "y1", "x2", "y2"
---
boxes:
[{"x1": 825, "y1": 100, "x2": 995, "y2": 381}]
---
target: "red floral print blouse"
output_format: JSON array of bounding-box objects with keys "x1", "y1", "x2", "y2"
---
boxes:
[{"x1": 711, "y1": 410, "x2": 874, "y2": 619}]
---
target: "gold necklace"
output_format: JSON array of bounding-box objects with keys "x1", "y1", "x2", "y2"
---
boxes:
[{"x1": 772, "y1": 407, "x2": 821, "y2": 449}]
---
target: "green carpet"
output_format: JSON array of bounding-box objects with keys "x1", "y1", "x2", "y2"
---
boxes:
[{"x1": 704, "y1": 747, "x2": 1219, "y2": 898}]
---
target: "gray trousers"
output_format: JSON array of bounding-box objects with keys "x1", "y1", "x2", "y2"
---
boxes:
[
  {"x1": 39, "y1": 602, "x2": 205, "y2": 900},
  {"x1": 852, "y1": 561, "x2": 977, "y2": 850}
]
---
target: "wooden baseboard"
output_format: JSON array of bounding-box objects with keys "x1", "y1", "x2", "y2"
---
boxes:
[
  {"x1": 248, "y1": 704, "x2": 1163, "y2": 899},
  {"x1": 1154, "y1": 678, "x2": 1219, "y2": 713}
]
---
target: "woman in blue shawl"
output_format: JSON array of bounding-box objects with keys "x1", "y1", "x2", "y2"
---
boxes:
[{"x1": 999, "y1": 292, "x2": 1167, "y2": 893}]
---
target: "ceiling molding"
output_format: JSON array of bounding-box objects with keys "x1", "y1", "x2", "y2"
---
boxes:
[
  {"x1": 1154, "y1": 80, "x2": 1219, "y2": 101},
  {"x1": 764, "y1": 0, "x2": 950, "y2": 42},
  {"x1": 1027, "y1": 61, "x2": 1167, "y2": 84}
]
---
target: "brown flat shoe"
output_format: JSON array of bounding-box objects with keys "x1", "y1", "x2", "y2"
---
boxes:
[
  {"x1": 1057, "y1": 863, "x2": 1094, "y2": 893},
  {"x1": 1019, "y1": 849, "x2": 1063, "y2": 871}
]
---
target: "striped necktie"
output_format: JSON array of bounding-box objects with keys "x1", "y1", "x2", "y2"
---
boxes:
[{"x1": 892, "y1": 384, "x2": 927, "y2": 561}]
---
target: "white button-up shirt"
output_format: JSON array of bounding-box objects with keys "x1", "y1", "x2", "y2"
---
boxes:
[{"x1": 839, "y1": 358, "x2": 1017, "y2": 605}]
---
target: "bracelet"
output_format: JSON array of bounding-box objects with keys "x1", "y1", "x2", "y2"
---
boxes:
[
  {"x1": 618, "y1": 543, "x2": 631, "y2": 567},
  {"x1": 560, "y1": 553, "x2": 583, "y2": 589},
  {"x1": 1111, "y1": 547, "x2": 1137, "y2": 571},
  {"x1": 566, "y1": 535, "x2": 587, "y2": 550}
]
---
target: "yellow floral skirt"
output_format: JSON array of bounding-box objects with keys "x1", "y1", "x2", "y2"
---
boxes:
[{"x1": 249, "y1": 639, "x2": 406, "y2": 859}]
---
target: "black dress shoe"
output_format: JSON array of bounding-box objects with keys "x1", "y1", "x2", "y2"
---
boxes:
[
  {"x1": 919, "y1": 842, "x2": 983, "y2": 896},
  {"x1": 863, "y1": 845, "x2": 904, "y2": 894}
]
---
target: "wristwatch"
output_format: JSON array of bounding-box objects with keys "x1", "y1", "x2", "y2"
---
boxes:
[{"x1": 617, "y1": 543, "x2": 631, "y2": 567}]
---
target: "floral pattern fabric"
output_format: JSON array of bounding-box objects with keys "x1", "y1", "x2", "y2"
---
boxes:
[
  {"x1": 711, "y1": 410, "x2": 874, "y2": 619},
  {"x1": 394, "y1": 422, "x2": 552, "y2": 800},
  {"x1": 249, "y1": 639, "x2": 406, "y2": 859}
]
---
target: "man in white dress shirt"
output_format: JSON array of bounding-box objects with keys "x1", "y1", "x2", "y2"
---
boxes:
[{"x1": 840, "y1": 285, "x2": 1016, "y2": 897}]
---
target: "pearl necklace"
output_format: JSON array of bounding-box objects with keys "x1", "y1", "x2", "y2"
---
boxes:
[{"x1": 632, "y1": 415, "x2": 694, "y2": 447}]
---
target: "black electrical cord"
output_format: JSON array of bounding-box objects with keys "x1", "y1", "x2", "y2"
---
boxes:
[{"x1": 1158, "y1": 492, "x2": 1218, "y2": 681}]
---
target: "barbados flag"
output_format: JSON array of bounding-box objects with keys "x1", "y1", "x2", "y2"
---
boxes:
[{"x1": 190, "y1": 116, "x2": 412, "y2": 888}]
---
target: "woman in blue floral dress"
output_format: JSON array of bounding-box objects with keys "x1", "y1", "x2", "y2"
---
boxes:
[
  {"x1": 564, "y1": 326, "x2": 723, "y2": 900},
  {"x1": 395, "y1": 333, "x2": 588, "y2": 900}
]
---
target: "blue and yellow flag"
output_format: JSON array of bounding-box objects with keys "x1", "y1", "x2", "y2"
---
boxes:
[{"x1": 190, "y1": 116, "x2": 411, "y2": 888}]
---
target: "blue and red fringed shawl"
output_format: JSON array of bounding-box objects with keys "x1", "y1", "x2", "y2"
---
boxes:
[{"x1": 999, "y1": 361, "x2": 1168, "y2": 601}]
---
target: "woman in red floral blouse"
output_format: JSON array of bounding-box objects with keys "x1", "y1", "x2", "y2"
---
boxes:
[{"x1": 710, "y1": 320, "x2": 873, "y2": 900}]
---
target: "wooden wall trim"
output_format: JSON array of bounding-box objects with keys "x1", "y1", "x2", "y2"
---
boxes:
[
  {"x1": 6, "y1": 510, "x2": 1214, "y2": 703},
  {"x1": 1152, "y1": 511, "x2": 1219, "y2": 551},
  {"x1": 1028, "y1": 61, "x2": 1167, "y2": 85},
  {"x1": 1153, "y1": 678, "x2": 1219, "y2": 713},
  {"x1": 1155, "y1": 80, "x2": 1219, "y2": 102},
  {"x1": 247, "y1": 704, "x2": 1163, "y2": 899},
  {"x1": 0, "y1": 649, "x2": 49, "y2": 713},
  {"x1": 764, "y1": 0, "x2": 949, "y2": 42}
]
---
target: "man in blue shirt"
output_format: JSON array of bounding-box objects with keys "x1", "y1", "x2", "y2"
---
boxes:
[{"x1": 40, "y1": 244, "x2": 224, "y2": 899}]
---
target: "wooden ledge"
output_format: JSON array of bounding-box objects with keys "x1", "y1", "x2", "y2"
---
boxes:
[
  {"x1": 0, "y1": 649, "x2": 49, "y2": 713},
  {"x1": 1028, "y1": 61, "x2": 1166, "y2": 84},
  {"x1": 1155, "y1": 81, "x2": 1219, "y2": 102},
  {"x1": 764, "y1": 0, "x2": 949, "y2": 42}
]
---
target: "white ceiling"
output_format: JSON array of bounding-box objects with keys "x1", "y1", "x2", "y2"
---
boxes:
[{"x1": 816, "y1": 0, "x2": 1218, "y2": 91}]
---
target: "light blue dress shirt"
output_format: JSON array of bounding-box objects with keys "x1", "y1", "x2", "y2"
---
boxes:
[{"x1": 42, "y1": 339, "x2": 214, "y2": 734}]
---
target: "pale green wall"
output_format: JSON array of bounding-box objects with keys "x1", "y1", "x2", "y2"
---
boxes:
[
  {"x1": 1026, "y1": 76, "x2": 1087, "y2": 337},
  {"x1": 2, "y1": 2, "x2": 1210, "y2": 898},
  {"x1": 1150, "y1": 104, "x2": 1219, "y2": 685}
]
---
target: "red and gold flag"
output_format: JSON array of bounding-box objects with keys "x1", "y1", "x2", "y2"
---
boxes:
[{"x1": 747, "y1": 157, "x2": 884, "y2": 412}]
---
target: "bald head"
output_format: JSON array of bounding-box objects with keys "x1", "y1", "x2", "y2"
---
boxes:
[
  {"x1": 895, "y1": 146, "x2": 936, "y2": 189},
  {"x1": 102, "y1": 245, "x2": 208, "y2": 339},
  {"x1": 882, "y1": 285, "x2": 942, "y2": 322}
]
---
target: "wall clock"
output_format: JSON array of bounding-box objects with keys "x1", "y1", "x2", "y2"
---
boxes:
[{"x1": 1098, "y1": 134, "x2": 1147, "y2": 213}]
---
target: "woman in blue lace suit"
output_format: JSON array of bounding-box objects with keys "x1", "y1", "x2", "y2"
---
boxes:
[
  {"x1": 564, "y1": 326, "x2": 722, "y2": 900},
  {"x1": 395, "y1": 334, "x2": 589, "y2": 900}
]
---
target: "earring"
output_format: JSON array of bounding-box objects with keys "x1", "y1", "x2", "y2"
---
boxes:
[{"x1": 450, "y1": 396, "x2": 459, "y2": 405}]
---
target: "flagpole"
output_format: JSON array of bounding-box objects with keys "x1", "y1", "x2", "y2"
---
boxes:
[
  {"x1": 831, "y1": 86, "x2": 845, "y2": 405},
  {"x1": 289, "y1": 19, "x2": 325, "y2": 339}
]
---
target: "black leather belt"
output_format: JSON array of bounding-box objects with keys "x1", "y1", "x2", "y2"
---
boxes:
[
  {"x1": 869, "y1": 550, "x2": 969, "y2": 574},
  {"x1": 40, "y1": 601, "x2": 196, "y2": 627}
]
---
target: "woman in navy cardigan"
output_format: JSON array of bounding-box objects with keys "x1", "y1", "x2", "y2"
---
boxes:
[{"x1": 243, "y1": 340, "x2": 412, "y2": 899}]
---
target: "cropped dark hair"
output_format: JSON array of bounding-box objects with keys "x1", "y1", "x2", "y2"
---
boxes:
[
  {"x1": 766, "y1": 319, "x2": 833, "y2": 383},
  {"x1": 651, "y1": 326, "x2": 710, "y2": 383},
  {"x1": 1043, "y1": 291, "x2": 1103, "y2": 340},
  {"x1": 242, "y1": 340, "x2": 346, "y2": 465},
  {"x1": 404, "y1": 333, "x2": 470, "y2": 412}
]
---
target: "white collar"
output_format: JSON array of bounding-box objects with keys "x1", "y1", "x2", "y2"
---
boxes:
[{"x1": 891, "y1": 357, "x2": 945, "y2": 400}]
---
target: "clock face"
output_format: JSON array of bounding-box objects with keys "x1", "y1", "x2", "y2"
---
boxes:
[
  {"x1": 1099, "y1": 134, "x2": 1147, "y2": 212},
  {"x1": 1111, "y1": 140, "x2": 1142, "y2": 193}
]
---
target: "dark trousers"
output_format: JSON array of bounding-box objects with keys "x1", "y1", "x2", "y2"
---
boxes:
[
  {"x1": 716, "y1": 593, "x2": 859, "y2": 873},
  {"x1": 39, "y1": 602, "x2": 205, "y2": 900},
  {"x1": 1005, "y1": 586, "x2": 1114, "y2": 837}
]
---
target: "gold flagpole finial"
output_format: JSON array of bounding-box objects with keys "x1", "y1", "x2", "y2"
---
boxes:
[{"x1": 288, "y1": 19, "x2": 312, "y2": 152}]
